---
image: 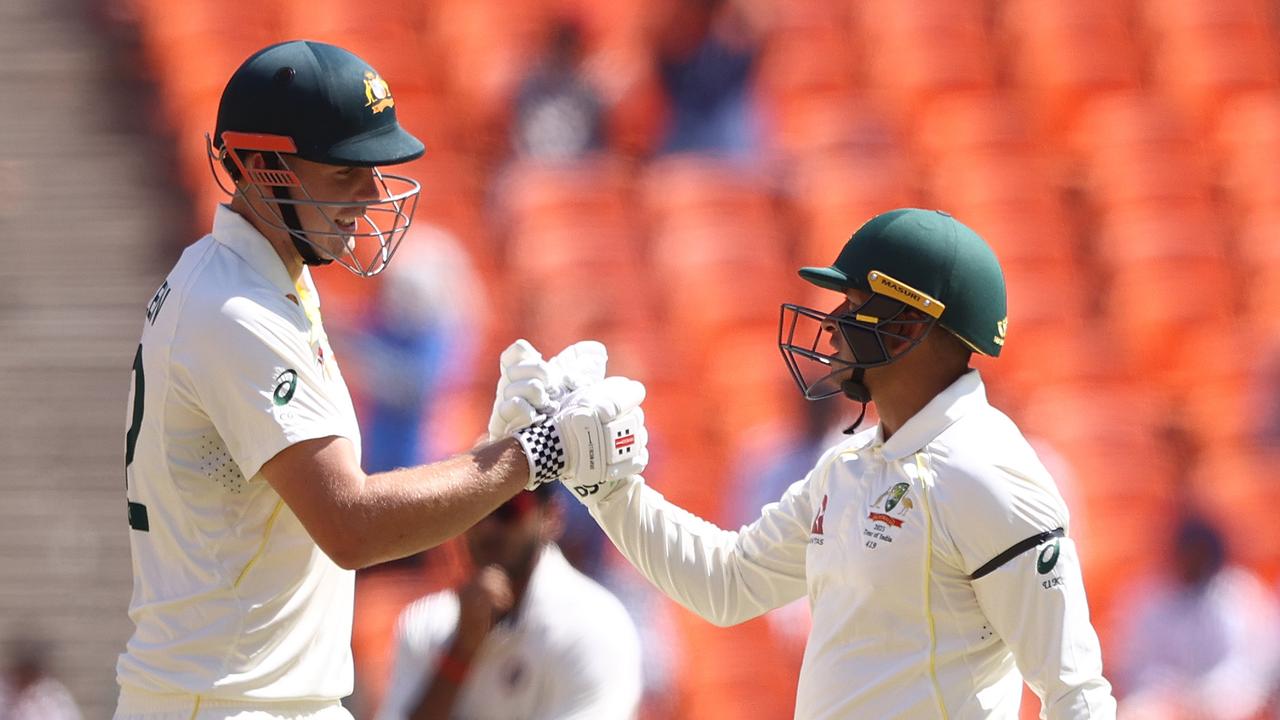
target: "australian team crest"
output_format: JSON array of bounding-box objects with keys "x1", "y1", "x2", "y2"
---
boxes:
[
  {"x1": 363, "y1": 71, "x2": 395, "y2": 114},
  {"x1": 868, "y1": 482, "x2": 914, "y2": 528}
]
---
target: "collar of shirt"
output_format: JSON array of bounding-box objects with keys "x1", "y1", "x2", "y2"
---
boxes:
[
  {"x1": 876, "y1": 369, "x2": 988, "y2": 462},
  {"x1": 212, "y1": 204, "x2": 299, "y2": 297}
]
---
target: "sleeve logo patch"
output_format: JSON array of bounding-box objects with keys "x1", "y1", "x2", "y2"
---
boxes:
[
  {"x1": 1037, "y1": 540, "x2": 1060, "y2": 575},
  {"x1": 273, "y1": 369, "x2": 298, "y2": 406}
]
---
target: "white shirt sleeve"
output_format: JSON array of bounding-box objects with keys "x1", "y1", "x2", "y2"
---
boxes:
[
  {"x1": 375, "y1": 596, "x2": 453, "y2": 720},
  {"x1": 971, "y1": 536, "x2": 1117, "y2": 720},
  {"x1": 533, "y1": 596, "x2": 643, "y2": 720},
  {"x1": 937, "y1": 461, "x2": 1117, "y2": 720},
  {"x1": 176, "y1": 295, "x2": 354, "y2": 480},
  {"x1": 587, "y1": 475, "x2": 811, "y2": 627}
]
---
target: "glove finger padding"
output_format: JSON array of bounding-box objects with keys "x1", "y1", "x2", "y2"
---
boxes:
[
  {"x1": 546, "y1": 340, "x2": 608, "y2": 400},
  {"x1": 489, "y1": 339, "x2": 552, "y2": 441},
  {"x1": 493, "y1": 397, "x2": 541, "y2": 438},
  {"x1": 499, "y1": 339, "x2": 543, "y2": 370},
  {"x1": 502, "y1": 377, "x2": 551, "y2": 409}
]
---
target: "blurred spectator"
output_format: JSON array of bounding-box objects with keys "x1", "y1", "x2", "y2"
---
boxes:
[
  {"x1": 376, "y1": 485, "x2": 642, "y2": 720},
  {"x1": 1114, "y1": 514, "x2": 1280, "y2": 720},
  {"x1": 342, "y1": 224, "x2": 486, "y2": 473},
  {"x1": 0, "y1": 638, "x2": 82, "y2": 720},
  {"x1": 726, "y1": 397, "x2": 852, "y2": 529},
  {"x1": 653, "y1": 0, "x2": 766, "y2": 157},
  {"x1": 723, "y1": 397, "x2": 850, "y2": 658},
  {"x1": 597, "y1": 549, "x2": 684, "y2": 719},
  {"x1": 511, "y1": 17, "x2": 607, "y2": 161}
]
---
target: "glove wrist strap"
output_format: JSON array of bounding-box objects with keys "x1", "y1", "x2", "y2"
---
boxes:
[{"x1": 514, "y1": 420, "x2": 567, "y2": 489}]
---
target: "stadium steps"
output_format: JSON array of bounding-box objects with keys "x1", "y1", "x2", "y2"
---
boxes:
[{"x1": 0, "y1": 0, "x2": 186, "y2": 715}]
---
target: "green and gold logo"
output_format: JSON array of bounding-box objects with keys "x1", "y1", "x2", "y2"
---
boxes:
[
  {"x1": 994, "y1": 316, "x2": 1008, "y2": 347},
  {"x1": 868, "y1": 482, "x2": 914, "y2": 528},
  {"x1": 273, "y1": 369, "x2": 298, "y2": 406},
  {"x1": 363, "y1": 71, "x2": 395, "y2": 114}
]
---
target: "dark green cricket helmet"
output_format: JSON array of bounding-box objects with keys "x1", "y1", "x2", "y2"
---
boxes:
[
  {"x1": 208, "y1": 40, "x2": 425, "y2": 277},
  {"x1": 800, "y1": 208, "x2": 1008, "y2": 356},
  {"x1": 779, "y1": 208, "x2": 1008, "y2": 403}
]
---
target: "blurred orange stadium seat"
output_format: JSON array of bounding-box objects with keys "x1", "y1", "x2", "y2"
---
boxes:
[
  {"x1": 789, "y1": 150, "x2": 921, "y2": 261},
  {"x1": 1215, "y1": 93, "x2": 1280, "y2": 218},
  {"x1": 1240, "y1": 254, "x2": 1280, "y2": 333},
  {"x1": 857, "y1": 0, "x2": 996, "y2": 120},
  {"x1": 1091, "y1": 205, "x2": 1229, "y2": 266},
  {"x1": 499, "y1": 156, "x2": 637, "y2": 237},
  {"x1": 911, "y1": 92, "x2": 1037, "y2": 160},
  {"x1": 1137, "y1": 0, "x2": 1274, "y2": 36},
  {"x1": 1080, "y1": 148, "x2": 1208, "y2": 221},
  {"x1": 928, "y1": 155, "x2": 1077, "y2": 262},
  {"x1": 1103, "y1": 259, "x2": 1241, "y2": 382},
  {"x1": 1149, "y1": 28, "x2": 1280, "y2": 127},
  {"x1": 671, "y1": 611, "x2": 801, "y2": 720},
  {"x1": 757, "y1": 26, "x2": 860, "y2": 105},
  {"x1": 1067, "y1": 93, "x2": 1199, "y2": 160},
  {"x1": 642, "y1": 156, "x2": 779, "y2": 238},
  {"x1": 998, "y1": 0, "x2": 1141, "y2": 137}
]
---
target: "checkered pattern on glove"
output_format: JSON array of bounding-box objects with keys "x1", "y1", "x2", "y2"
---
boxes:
[{"x1": 514, "y1": 421, "x2": 567, "y2": 489}]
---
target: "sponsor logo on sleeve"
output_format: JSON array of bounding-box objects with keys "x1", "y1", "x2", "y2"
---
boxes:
[
  {"x1": 1038, "y1": 539, "x2": 1064, "y2": 589},
  {"x1": 810, "y1": 494, "x2": 828, "y2": 544},
  {"x1": 145, "y1": 280, "x2": 172, "y2": 326},
  {"x1": 273, "y1": 369, "x2": 298, "y2": 406}
]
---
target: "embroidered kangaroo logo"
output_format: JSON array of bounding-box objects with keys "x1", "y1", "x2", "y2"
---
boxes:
[{"x1": 811, "y1": 494, "x2": 828, "y2": 535}]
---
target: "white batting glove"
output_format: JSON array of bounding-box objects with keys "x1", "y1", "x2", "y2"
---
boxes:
[
  {"x1": 488, "y1": 339, "x2": 550, "y2": 442},
  {"x1": 514, "y1": 376, "x2": 649, "y2": 501},
  {"x1": 487, "y1": 339, "x2": 609, "y2": 441}
]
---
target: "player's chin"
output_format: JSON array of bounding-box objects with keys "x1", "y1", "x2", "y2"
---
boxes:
[{"x1": 310, "y1": 233, "x2": 354, "y2": 260}]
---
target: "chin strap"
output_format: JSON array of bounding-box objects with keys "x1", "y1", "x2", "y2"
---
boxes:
[
  {"x1": 261, "y1": 156, "x2": 333, "y2": 267},
  {"x1": 841, "y1": 368, "x2": 870, "y2": 435}
]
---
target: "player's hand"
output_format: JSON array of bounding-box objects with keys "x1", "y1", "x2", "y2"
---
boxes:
[
  {"x1": 454, "y1": 565, "x2": 514, "y2": 653},
  {"x1": 514, "y1": 376, "x2": 649, "y2": 501},
  {"x1": 487, "y1": 339, "x2": 609, "y2": 441}
]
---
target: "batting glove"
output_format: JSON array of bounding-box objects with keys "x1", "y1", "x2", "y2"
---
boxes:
[
  {"x1": 487, "y1": 339, "x2": 608, "y2": 442},
  {"x1": 514, "y1": 376, "x2": 649, "y2": 501}
]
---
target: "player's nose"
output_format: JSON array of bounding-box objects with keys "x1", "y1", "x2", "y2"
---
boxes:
[{"x1": 352, "y1": 167, "x2": 380, "y2": 203}]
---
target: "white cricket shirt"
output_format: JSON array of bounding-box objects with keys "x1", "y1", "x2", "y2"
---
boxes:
[
  {"x1": 376, "y1": 544, "x2": 642, "y2": 720},
  {"x1": 116, "y1": 205, "x2": 362, "y2": 701},
  {"x1": 590, "y1": 370, "x2": 1118, "y2": 719}
]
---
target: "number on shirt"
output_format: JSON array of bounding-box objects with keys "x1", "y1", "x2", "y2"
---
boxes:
[{"x1": 125, "y1": 343, "x2": 149, "y2": 531}]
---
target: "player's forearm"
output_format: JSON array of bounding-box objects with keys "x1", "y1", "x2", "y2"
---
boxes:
[
  {"x1": 590, "y1": 477, "x2": 792, "y2": 626},
  {"x1": 336, "y1": 438, "x2": 530, "y2": 569}
]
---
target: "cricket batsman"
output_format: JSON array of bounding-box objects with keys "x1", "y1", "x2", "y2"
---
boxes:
[
  {"x1": 499, "y1": 209, "x2": 1118, "y2": 719},
  {"x1": 114, "y1": 40, "x2": 648, "y2": 719}
]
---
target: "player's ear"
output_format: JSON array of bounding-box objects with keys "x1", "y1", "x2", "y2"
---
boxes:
[
  {"x1": 883, "y1": 308, "x2": 931, "y2": 352},
  {"x1": 242, "y1": 151, "x2": 267, "y2": 170}
]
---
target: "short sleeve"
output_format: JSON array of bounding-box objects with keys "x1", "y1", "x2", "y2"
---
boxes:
[
  {"x1": 375, "y1": 595, "x2": 455, "y2": 720},
  {"x1": 934, "y1": 458, "x2": 1069, "y2": 578},
  {"x1": 176, "y1": 295, "x2": 353, "y2": 481}
]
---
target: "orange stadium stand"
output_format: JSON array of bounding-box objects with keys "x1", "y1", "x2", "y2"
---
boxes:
[{"x1": 124, "y1": 0, "x2": 1280, "y2": 716}]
